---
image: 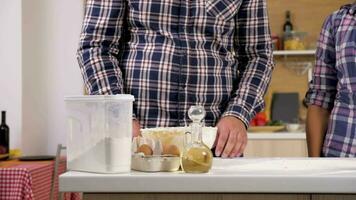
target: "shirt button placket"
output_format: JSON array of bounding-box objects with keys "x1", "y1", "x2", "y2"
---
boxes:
[{"x1": 177, "y1": 0, "x2": 188, "y2": 126}]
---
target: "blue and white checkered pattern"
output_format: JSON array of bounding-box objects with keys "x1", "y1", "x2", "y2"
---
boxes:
[
  {"x1": 305, "y1": 4, "x2": 356, "y2": 157},
  {"x1": 77, "y1": 0, "x2": 274, "y2": 128}
]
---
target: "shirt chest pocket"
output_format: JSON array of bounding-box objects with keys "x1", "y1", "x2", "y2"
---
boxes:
[
  {"x1": 128, "y1": 0, "x2": 179, "y2": 30},
  {"x1": 205, "y1": 0, "x2": 243, "y2": 22}
]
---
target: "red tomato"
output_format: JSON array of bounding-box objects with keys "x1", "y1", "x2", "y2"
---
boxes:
[
  {"x1": 250, "y1": 119, "x2": 257, "y2": 126},
  {"x1": 255, "y1": 112, "x2": 267, "y2": 121},
  {"x1": 254, "y1": 112, "x2": 267, "y2": 126},
  {"x1": 256, "y1": 119, "x2": 267, "y2": 126}
]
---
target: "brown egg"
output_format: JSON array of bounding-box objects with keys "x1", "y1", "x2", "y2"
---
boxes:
[
  {"x1": 162, "y1": 144, "x2": 180, "y2": 156},
  {"x1": 137, "y1": 144, "x2": 153, "y2": 156},
  {"x1": 162, "y1": 144, "x2": 169, "y2": 155}
]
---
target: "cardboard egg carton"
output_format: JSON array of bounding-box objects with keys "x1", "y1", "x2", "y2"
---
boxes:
[{"x1": 132, "y1": 136, "x2": 181, "y2": 157}]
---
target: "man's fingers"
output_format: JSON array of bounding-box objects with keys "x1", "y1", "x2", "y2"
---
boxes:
[
  {"x1": 239, "y1": 138, "x2": 248, "y2": 155},
  {"x1": 132, "y1": 120, "x2": 141, "y2": 137},
  {"x1": 235, "y1": 134, "x2": 247, "y2": 157},
  {"x1": 237, "y1": 142, "x2": 247, "y2": 157},
  {"x1": 229, "y1": 134, "x2": 242, "y2": 157},
  {"x1": 215, "y1": 127, "x2": 229, "y2": 157},
  {"x1": 212, "y1": 133, "x2": 218, "y2": 148},
  {"x1": 222, "y1": 131, "x2": 237, "y2": 158}
]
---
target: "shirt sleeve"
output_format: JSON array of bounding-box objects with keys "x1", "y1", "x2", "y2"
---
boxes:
[
  {"x1": 77, "y1": 0, "x2": 126, "y2": 95},
  {"x1": 305, "y1": 14, "x2": 337, "y2": 111},
  {"x1": 222, "y1": 0, "x2": 274, "y2": 127}
]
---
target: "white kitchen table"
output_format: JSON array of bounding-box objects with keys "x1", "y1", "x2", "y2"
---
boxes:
[{"x1": 59, "y1": 158, "x2": 356, "y2": 200}]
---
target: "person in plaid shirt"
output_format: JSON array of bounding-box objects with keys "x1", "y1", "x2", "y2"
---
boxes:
[
  {"x1": 305, "y1": 3, "x2": 356, "y2": 157},
  {"x1": 77, "y1": 0, "x2": 274, "y2": 158}
]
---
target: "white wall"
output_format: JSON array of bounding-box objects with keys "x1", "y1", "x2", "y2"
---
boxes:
[
  {"x1": 0, "y1": 0, "x2": 22, "y2": 150},
  {"x1": 22, "y1": 0, "x2": 84, "y2": 154}
]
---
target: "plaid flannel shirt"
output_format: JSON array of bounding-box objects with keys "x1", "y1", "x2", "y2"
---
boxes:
[
  {"x1": 305, "y1": 4, "x2": 356, "y2": 157},
  {"x1": 77, "y1": 0, "x2": 274, "y2": 128}
]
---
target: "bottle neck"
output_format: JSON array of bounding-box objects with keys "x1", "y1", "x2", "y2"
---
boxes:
[
  {"x1": 1, "y1": 111, "x2": 5, "y2": 124},
  {"x1": 286, "y1": 12, "x2": 291, "y2": 22},
  {"x1": 191, "y1": 122, "x2": 203, "y2": 143}
]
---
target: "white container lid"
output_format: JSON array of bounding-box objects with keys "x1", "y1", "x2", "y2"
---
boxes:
[{"x1": 65, "y1": 94, "x2": 135, "y2": 102}]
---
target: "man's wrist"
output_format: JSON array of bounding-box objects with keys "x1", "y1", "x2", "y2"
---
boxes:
[
  {"x1": 88, "y1": 85, "x2": 122, "y2": 95},
  {"x1": 221, "y1": 115, "x2": 248, "y2": 130},
  {"x1": 222, "y1": 103, "x2": 255, "y2": 128}
]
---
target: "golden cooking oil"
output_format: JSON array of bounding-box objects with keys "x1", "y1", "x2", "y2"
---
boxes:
[{"x1": 181, "y1": 144, "x2": 213, "y2": 173}]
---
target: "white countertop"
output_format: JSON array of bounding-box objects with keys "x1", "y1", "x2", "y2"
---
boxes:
[
  {"x1": 59, "y1": 158, "x2": 356, "y2": 193},
  {"x1": 247, "y1": 132, "x2": 306, "y2": 140}
]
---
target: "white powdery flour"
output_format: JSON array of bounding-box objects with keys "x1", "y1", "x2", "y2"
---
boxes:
[{"x1": 68, "y1": 137, "x2": 131, "y2": 173}]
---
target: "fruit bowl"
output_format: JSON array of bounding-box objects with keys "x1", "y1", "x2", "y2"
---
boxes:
[{"x1": 286, "y1": 123, "x2": 301, "y2": 132}]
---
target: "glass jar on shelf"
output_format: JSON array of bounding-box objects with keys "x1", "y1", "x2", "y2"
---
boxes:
[{"x1": 283, "y1": 31, "x2": 307, "y2": 50}]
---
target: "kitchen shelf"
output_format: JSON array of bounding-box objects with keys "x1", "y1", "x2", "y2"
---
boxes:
[
  {"x1": 273, "y1": 50, "x2": 316, "y2": 76},
  {"x1": 273, "y1": 50, "x2": 316, "y2": 56}
]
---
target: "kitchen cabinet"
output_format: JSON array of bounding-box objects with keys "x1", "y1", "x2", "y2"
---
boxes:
[
  {"x1": 245, "y1": 132, "x2": 307, "y2": 157},
  {"x1": 82, "y1": 194, "x2": 310, "y2": 200},
  {"x1": 273, "y1": 50, "x2": 315, "y2": 56},
  {"x1": 79, "y1": 194, "x2": 356, "y2": 200},
  {"x1": 59, "y1": 158, "x2": 356, "y2": 200}
]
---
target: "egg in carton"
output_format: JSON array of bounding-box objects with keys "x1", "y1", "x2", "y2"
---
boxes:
[
  {"x1": 131, "y1": 136, "x2": 160, "y2": 156},
  {"x1": 132, "y1": 136, "x2": 180, "y2": 157},
  {"x1": 131, "y1": 137, "x2": 181, "y2": 172}
]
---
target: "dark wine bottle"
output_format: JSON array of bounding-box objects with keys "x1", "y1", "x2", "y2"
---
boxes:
[
  {"x1": 283, "y1": 11, "x2": 293, "y2": 33},
  {"x1": 0, "y1": 111, "x2": 10, "y2": 160}
]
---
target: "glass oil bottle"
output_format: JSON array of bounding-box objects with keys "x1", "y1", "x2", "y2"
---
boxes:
[{"x1": 180, "y1": 106, "x2": 213, "y2": 173}]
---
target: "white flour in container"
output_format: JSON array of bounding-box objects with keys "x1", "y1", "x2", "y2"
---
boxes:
[{"x1": 68, "y1": 136, "x2": 131, "y2": 173}]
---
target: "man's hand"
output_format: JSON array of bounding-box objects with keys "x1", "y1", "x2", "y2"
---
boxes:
[
  {"x1": 215, "y1": 116, "x2": 247, "y2": 158},
  {"x1": 132, "y1": 119, "x2": 141, "y2": 137}
]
